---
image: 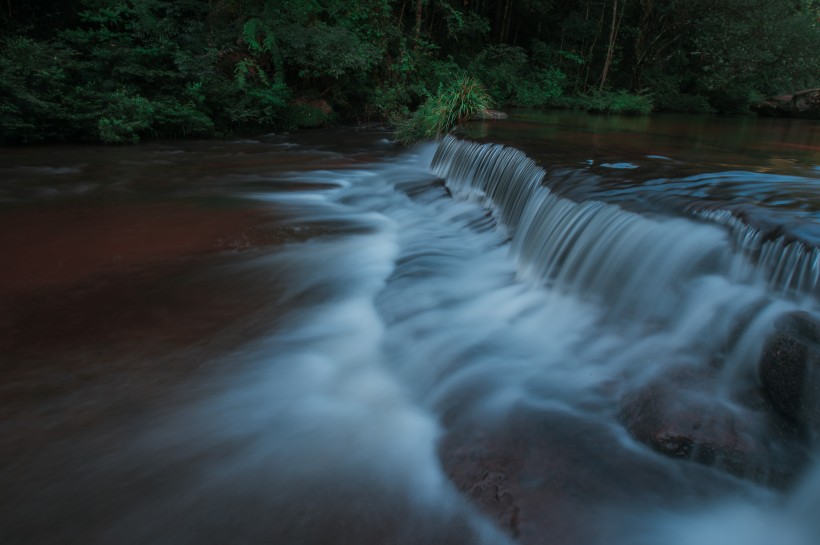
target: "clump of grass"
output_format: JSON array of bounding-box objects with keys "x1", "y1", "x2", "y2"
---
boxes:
[
  {"x1": 396, "y1": 76, "x2": 491, "y2": 143},
  {"x1": 581, "y1": 89, "x2": 654, "y2": 115}
]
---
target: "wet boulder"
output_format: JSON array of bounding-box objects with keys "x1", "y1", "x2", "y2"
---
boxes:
[
  {"x1": 440, "y1": 405, "x2": 758, "y2": 545},
  {"x1": 752, "y1": 94, "x2": 793, "y2": 117},
  {"x1": 619, "y1": 368, "x2": 803, "y2": 486},
  {"x1": 791, "y1": 89, "x2": 820, "y2": 119},
  {"x1": 752, "y1": 89, "x2": 820, "y2": 119},
  {"x1": 759, "y1": 311, "x2": 820, "y2": 442}
]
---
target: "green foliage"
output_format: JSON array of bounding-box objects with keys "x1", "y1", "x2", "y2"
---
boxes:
[
  {"x1": 580, "y1": 90, "x2": 654, "y2": 115},
  {"x1": 690, "y1": 0, "x2": 820, "y2": 112},
  {"x1": 243, "y1": 1, "x2": 381, "y2": 84},
  {"x1": 0, "y1": 36, "x2": 74, "y2": 143},
  {"x1": 2, "y1": 0, "x2": 819, "y2": 144},
  {"x1": 439, "y1": 6, "x2": 491, "y2": 39},
  {"x1": 283, "y1": 102, "x2": 335, "y2": 129},
  {"x1": 285, "y1": 20, "x2": 379, "y2": 80},
  {"x1": 231, "y1": 56, "x2": 291, "y2": 127},
  {"x1": 151, "y1": 98, "x2": 215, "y2": 138},
  {"x1": 372, "y1": 83, "x2": 412, "y2": 123},
  {"x1": 98, "y1": 91, "x2": 154, "y2": 144},
  {"x1": 1, "y1": 0, "x2": 220, "y2": 143},
  {"x1": 469, "y1": 44, "x2": 566, "y2": 107},
  {"x1": 241, "y1": 18, "x2": 285, "y2": 83},
  {"x1": 515, "y1": 67, "x2": 567, "y2": 107},
  {"x1": 396, "y1": 75, "x2": 491, "y2": 143}
]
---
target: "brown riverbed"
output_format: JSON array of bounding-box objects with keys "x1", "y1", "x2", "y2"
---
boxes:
[{"x1": 0, "y1": 132, "x2": 394, "y2": 505}]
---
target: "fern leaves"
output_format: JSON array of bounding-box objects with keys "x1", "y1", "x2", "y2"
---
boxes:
[{"x1": 241, "y1": 18, "x2": 284, "y2": 84}]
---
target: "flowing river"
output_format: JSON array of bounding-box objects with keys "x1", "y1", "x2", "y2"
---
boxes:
[{"x1": 1, "y1": 112, "x2": 820, "y2": 545}]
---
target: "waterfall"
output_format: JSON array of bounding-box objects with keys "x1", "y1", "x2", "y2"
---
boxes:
[
  {"x1": 428, "y1": 135, "x2": 820, "y2": 420},
  {"x1": 432, "y1": 137, "x2": 726, "y2": 323},
  {"x1": 694, "y1": 208, "x2": 820, "y2": 298},
  {"x1": 432, "y1": 136, "x2": 818, "y2": 318},
  {"x1": 6, "y1": 128, "x2": 820, "y2": 545}
]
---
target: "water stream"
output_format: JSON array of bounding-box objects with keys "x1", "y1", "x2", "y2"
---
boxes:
[{"x1": 2, "y1": 114, "x2": 820, "y2": 544}]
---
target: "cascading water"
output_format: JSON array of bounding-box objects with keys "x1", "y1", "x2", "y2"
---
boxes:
[
  {"x1": 425, "y1": 135, "x2": 820, "y2": 544},
  {"x1": 431, "y1": 137, "x2": 812, "y2": 381},
  {"x1": 694, "y1": 208, "x2": 820, "y2": 297},
  {"x1": 2, "y1": 124, "x2": 819, "y2": 545}
]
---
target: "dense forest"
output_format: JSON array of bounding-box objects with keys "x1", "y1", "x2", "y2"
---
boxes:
[{"x1": 1, "y1": 0, "x2": 819, "y2": 144}]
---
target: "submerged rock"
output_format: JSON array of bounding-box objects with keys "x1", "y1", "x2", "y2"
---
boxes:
[
  {"x1": 759, "y1": 311, "x2": 820, "y2": 442},
  {"x1": 440, "y1": 406, "x2": 756, "y2": 545},
  {"x1": 619, "y1": 369, "x2": 803, "y2": 487}
]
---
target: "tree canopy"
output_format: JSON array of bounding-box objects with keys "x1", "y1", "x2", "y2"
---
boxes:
[{"x1": 2, "y1": 0, "x2": 819, "y2": 143}]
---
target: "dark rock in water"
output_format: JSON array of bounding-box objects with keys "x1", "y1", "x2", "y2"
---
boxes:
[
  {"x1": 752, "y1": 94, "x2": 793, "y2": 117},
  {"x1": 440, "y1": 405, "x2": 754, "y2": 545},
  {"x1": 619, "y1": 368, "x2": 803, "y2": 486},
  {"x1": 752, "y1": 89, "x2": 820, "y2": 119},
  {"x1": 759, "y1": 311, "x2": 820, "y2": 442},
  {"x1": 792, "y1": 89, "x2": 820, "y2": 119}
]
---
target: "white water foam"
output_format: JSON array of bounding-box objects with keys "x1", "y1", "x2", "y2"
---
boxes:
[
  {"x1": 39, "y1": 137, "x2": 817, "y2": 545},
  {"x1": 426, "y1": 136, "x2": 820, "y2": 545},
  {"x1": 85, "y1": 149, "x2": 515, "y2": 545}
]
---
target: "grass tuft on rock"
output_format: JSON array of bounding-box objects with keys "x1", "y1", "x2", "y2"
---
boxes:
[{"x1": 396, "y1": 76, "x2": 491, "y2": 143}]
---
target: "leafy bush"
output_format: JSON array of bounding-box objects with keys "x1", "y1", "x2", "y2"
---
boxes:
[
  {"x1": 230, "y1": 56, "x2": 292, "y2": 128},
  {"x1": 372, "y1": 83, "x2": 412, "y2": 123},
  {"x1": 151, "y1": 98, "x2": 215, "y2": 138},
  {"x1": 580, "y1": 90, "x2": 654, "y2": 115},
  {"x1": 469, "y1": 44, "x2": 566, "y2": 107},
  {"x1": 0, "y1": 36, "x2": 76, "y2": 143},
  {"x1": 692, "y1": 0, "x2": 820, "y2": 113},
  {"x1": 470, "y1": 44, "x2": 526, "y2": 105},
  {"x1": 514, "y1": 67, "x2": 566, "y2": 107},
  {"x1": 97, "y1": 91, "x2": 155, "y2": 144},
  {"x1": 283, "y1": 100, "x2": 335, "y2": 129},
  {"x1": 396, "y1": 76, "x2": 491, "y2": 143},
  {"x1": 3, "y1": 0, "x2": 816, "y2": 143}
]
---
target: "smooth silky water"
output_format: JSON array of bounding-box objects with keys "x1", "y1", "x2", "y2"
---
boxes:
[{"x1": 1, "y1": 113, "x2": 819, "y2": 544}]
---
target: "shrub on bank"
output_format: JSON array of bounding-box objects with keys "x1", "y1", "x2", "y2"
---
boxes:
[
  {"x1": 396, "y1": 76, "x2": 491, "y2": 143},
  {"x1": 579, "y1": 90, "x2": 654, "y2": 115}
]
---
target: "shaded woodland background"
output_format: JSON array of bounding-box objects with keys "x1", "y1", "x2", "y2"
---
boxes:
[{"x1": 1, "y1": 0, "x2": 819, "y2": 144}]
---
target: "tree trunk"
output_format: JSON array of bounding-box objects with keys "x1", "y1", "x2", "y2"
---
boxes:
[
  {"x1": 398, "y1": 0, "x2": 407, "y2": 31},
  {"x1": 582, "y1": 1, "x2": 607, "y2": 92},
  {"x1": 599, "y1": 0, "x2": 625, "y2": 92},
  {"x1": 631, "y1": 0, "x2": 653, "y2": 89},
  {"x1": 496, "y1": 0, "x2": 513, "y2": 44},
  {"x1": 414, "y1": 0, "x2": 423, "y2": 45}
]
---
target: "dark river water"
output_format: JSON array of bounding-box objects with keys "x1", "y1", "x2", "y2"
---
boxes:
[{"x1": 1, "y1": 112, "x2": 820, "y2": 545}]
